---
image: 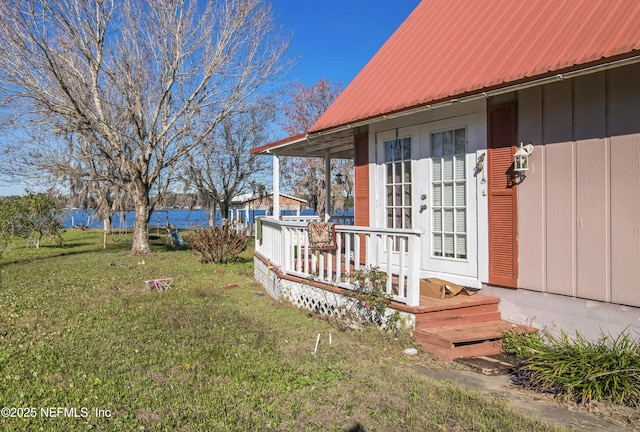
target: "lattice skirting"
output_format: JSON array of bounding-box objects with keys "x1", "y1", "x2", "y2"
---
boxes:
[{"x1": 254, "y1": 257, "x2": 415, "y2": 329}]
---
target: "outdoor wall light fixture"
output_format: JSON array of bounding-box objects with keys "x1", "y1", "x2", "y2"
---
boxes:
[
  {"x1": 514, "y1": 142, "x2": 534, "y2": 173},
  {"x1": 335, "y1": 172, "x2": 344, "y2": 184}
]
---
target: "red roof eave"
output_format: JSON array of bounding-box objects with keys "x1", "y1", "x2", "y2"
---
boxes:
[
  {"x1": 309, "y1": 50, "x2": 640, "y2": 134},
  {"x1": 250, "y1": 132, "x2": 307, "y2": 155}
]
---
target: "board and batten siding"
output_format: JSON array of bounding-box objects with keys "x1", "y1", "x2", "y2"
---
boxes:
[{"x1": 517, "y1": 62, "x2": 640, "y2": 308}]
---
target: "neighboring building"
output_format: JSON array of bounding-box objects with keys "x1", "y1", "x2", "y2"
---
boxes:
[
  {"x1": 252, "y1": 0, "x2": 640, "y2": 345},
  {"x1": 230, "y1": 192, "x2": 307, "y2": 222}
]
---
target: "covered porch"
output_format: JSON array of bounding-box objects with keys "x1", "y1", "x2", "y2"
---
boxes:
[
  {"x1": 250, "y1": 128, "x2": 532, "y2": 360},
  {"x1": 250, "y1": 127, "x2": 428, "y2": 305}
]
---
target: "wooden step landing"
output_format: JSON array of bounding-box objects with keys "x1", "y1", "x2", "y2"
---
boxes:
[{"x1": 414, "y1": 320, "x2": 535, "y2": 361}]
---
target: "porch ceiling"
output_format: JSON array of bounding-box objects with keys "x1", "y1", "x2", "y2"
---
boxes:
[{"x1": 251, "y1": 129, "x2": 354, "y2": 159}]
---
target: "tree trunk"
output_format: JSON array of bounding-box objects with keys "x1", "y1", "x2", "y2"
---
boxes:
[
  {"x1": 103, "y1": 216, "x2": 112, "y2": 234},
  {"x1": 207, "y1": 208, "x2": 215, "y2": 228},
  {"x1": 131, "y1": 192, "x2": 151, "y2": 254},
  {"x1": 102, "y1": 217, "x2": 112, "y2": 249}
]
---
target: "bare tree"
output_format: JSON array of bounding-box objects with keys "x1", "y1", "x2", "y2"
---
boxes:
[
  {"x1": 278, "y1": 79, "x2": 351, "y2": 216},
  {"x1": 0, "y1": 0, "x2": 289, "y2": 254},
  {"x1": 184, "y1": 106, "x2": 273, "y2": 227}
]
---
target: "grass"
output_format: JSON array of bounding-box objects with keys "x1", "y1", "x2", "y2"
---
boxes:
[{"x1": 0, "y1": 229, "x2": 565, "y2": 431}]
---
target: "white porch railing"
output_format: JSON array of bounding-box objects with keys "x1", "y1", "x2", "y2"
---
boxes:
[{"x1": 255, "y1": 218, "x2": 422, "y2": 307}]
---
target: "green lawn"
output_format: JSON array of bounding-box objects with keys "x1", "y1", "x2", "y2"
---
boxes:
[{"x1": 0, "y1": 230, "x2": 564, "y2": 431}]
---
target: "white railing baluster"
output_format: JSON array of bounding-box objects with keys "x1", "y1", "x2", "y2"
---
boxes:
[
  {"x1": 283, "y1": 226, "x2": 291, "y2": 272},
  {"x1": 255, "y1": 219, "x2": 423, "y2": 305},
  {"x1": 327, "y1": 251, "x2": 333, "y2": 283},
  {"x1": 335, "y1": 233, "x2": 342, "y2": 283},
  {"x1": 406, "y1": 234, "x2": 421, "y2": 307},
  {"x1": 344, "y1": 233, "x2": 351, "y2": 277},
  {"x1": 398, "y1": 236, "x2": 406, "y2": 299},
  {"x1": 354, "y1": 234, "x2": 361, "y2": 270},
  {"x1": 303, "y1": 232, "x2": 310, "y2": 274}
]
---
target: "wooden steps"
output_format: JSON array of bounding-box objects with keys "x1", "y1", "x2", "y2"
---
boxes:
[{"x1": 412, "y1": 294, "x2": 535, "y2": 361}]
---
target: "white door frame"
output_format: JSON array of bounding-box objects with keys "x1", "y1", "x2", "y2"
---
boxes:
[{"x1": 373, "y1": 115, "x2": 482, "y2": 288}]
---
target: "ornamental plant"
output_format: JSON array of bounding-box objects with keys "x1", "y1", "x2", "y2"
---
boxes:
[
  {"x1": 341, "y1": 266, "x2": 401, "y2": 332},
  {"x1": 504, "y1": 328, "x2": 640, "y2": 407}
]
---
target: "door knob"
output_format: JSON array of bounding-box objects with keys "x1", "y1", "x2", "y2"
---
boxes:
[{"x1": 420, "y1": 204, "x2": 427, "y2": 212}]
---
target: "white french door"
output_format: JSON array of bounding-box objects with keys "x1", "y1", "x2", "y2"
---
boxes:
[
  {"x1": 375, "y1": 118, "x2": 479, "y2": 285},
  {"x1": 416, "y1": 118, "x2": 478, "y2": 281}
]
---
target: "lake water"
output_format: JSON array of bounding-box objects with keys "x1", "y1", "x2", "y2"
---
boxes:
[{"x1": 62, "y1": 208, "x2": 353, "y2": 229}]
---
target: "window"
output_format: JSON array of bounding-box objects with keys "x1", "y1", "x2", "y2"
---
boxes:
[
  {"x1": 431, "y1": 128, "x2": 467, "y2": 259},
  {"x1": 384, "y1": 137, "x2": 412, "y2": 231}
]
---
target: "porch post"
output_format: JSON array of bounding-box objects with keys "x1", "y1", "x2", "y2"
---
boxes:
[
  {"x1": 324, "y1": 150, "x2": 331, "y2": 222},
  {"x1": 272, "y1": 154, "x2": 280, "y2": 219}
]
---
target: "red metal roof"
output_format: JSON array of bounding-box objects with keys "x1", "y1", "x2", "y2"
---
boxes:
[
  {"x1": 310, "y1": 0, "x2": 640, "y2": 133},
  {"x1": 250, "y1": 132, "x2": 307, "y2": 154}
]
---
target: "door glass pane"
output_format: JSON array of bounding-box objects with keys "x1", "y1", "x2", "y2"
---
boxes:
[
  {"x1": 402, "y1": 138, "x2": 412, "y2": 159},
  {"x1": 444, "y1": 209, "x2": 454, "y2": 231},
  {"x1": 433, "y1": 184, "x2": 442, "y2": 206},
  {"x1": 443, "y1": 183, "x2": 454, "y2": 206},
  {"x1": 455, "y1": 156, "x2": 465, "y2": 180},
  {"x1": 387, "y1": 186, "x2": 393, "y2": 206},
  {"x1": 394, "y1": 142, "x2": 402, "y2": 160},
  {"x1": 395, "y1": 185, "x2": 402, "y2": 207},
  {"x1": 395, "y1": 162, "x2": 402, "y2": 182},
  {"x1": 404, "y1": 184, "x2": 411, "y2": 206},
  {"x1": 443, "y1": 157, "x2": 454, "y2": 181},
  {"x1": 385, "y1": 140, "x2": 394, "y2": 162},
  {"x1": 444, "y1": 234, "x2": 454, "y2": 257},
  {"x1": 432, "y1": 132, "x2": 443, "y2": 157},
  {"x1": 404, "y1": 161, "x2": 411, "y2": 182},
  {"x1": 432, "y1": 159, "x2": 441, "y2": 181},
  {"x1": 433, "y1": 234, "x2": 442, "y2": 256},
  {"x1": 455, "y1": 182, "x2": 465, "y2": 206},
  {"x1": 443, "y1": 131, "x2": 453, "y2": 155},
  {"x1": 456, "y1": 235, "x2": 467, "y2": 258},
  {"x1": 431, "y1": 127, "x2": 467, "y2": 260},
  {"x1": 456, "y1": 209, "x2": 466, "y2": 232},
  {"x1": 455, "y1": 128, "x2": 466, "y2": 154},
  {"x1": 433, "y1": 209, "x2": 442, "y2": 231},
  {"x1": 386, "y1": 163, "x2": 393, "y2": 183}
]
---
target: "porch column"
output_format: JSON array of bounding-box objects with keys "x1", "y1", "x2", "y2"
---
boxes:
[
  {"x1": 272, "y1": 154, "x2": 280, "y2": 219},
  {"x1": 324, "y1": 150, "x2": 331, "y2": 222}
]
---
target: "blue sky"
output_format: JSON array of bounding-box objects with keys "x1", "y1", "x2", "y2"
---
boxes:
[
  {"x1": 0, "y1": 1, "x2": 420, "y2": 197},
  {"x1": 271, "y1": 0, "x2": 420, "y2": 86}
]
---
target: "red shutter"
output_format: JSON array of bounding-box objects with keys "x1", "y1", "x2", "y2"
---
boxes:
[
  {"x1": 354, "y1": 129, "x2": 369, "y2": 264},
  {"x1": 488, "y1": 102, "x2": 518, "y2": 288}
]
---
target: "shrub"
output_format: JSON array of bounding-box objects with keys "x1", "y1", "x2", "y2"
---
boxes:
[
  {"x1": 187, "y1": 224, "x2": 248, "y2": 264},
  {"x1": 338, "y1": 266, "x2": 401, "y2": 332},
  {"x1": 0, "y1": 191, "x2": 63, "y2": 248},
  {"x1": 504, "y1": 329, "x2": 640, "y2": 407}
]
